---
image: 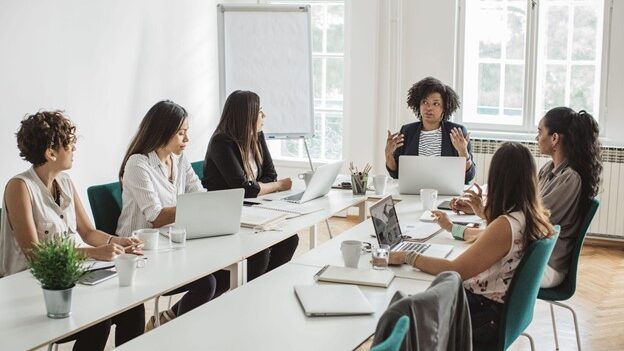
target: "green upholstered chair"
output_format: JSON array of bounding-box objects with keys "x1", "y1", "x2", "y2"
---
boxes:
[
  {"x1": 191, "y1": 161, "x2": 204, "y2": 180},
  {"x1": 370, "y1": 316, "x2": 410, "y2": 351},
  {"x1": 87, "y1": 182, "x2": 123, "y2": 235},
  {"x1": 496, "y1": 229, "x2": 559, "y2": 351},
  {"x1": 538, "y1": 198, "x2": 599, "y2": 351}
]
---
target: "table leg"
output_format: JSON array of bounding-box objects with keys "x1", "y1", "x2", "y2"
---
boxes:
[
  {"x1": 309, "y1": 224, "x2": 318, "y2": 249},
  {"x1": 357, "y1": 201, "x2": 366, "y2": 223},
  {"x1": 226, "y1": 259, "x2": 247, "y2": 289}
]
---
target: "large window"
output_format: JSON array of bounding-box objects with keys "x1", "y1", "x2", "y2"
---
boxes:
[
  {"x1": 459, "y1": 0, "x2": 606, "y2": 131},
  {"x1": 267, "y1": 1, "x2": 344, "y2": 161}
]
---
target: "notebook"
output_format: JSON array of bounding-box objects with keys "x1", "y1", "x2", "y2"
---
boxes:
[
  {"x1": 419, "y1": 210, "x2": 483, "y2": 225},
  {"x1": 314, "y1": 265, "x2": 395, "y2": 288},
  {"x1": 252, "y1": 201, "x2": 323, "y2": 219},
  {"x1": 294, "y1": 285, "x2": 374, "y2": 317},
  {"x1": 240, "y1": 206, "x2": 288, "y2": 229}
]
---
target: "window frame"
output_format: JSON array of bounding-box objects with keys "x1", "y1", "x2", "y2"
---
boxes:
[{"x1": 455, "y1": 0, "x2": 613, "y2": 137}]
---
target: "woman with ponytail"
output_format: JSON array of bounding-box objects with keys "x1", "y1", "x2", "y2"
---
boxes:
[{"x1": 536, "y1": 107, "x2": 602, "y2": 287}]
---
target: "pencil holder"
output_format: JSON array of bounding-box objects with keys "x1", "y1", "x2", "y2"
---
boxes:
[{"x1": 351, "y1": 174, "x2": 368, "y2": 195}]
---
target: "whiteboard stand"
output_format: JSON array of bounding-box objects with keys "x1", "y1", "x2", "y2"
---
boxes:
[{"x1": 303, "y1": 138, "x2": 314, "y2": 172}]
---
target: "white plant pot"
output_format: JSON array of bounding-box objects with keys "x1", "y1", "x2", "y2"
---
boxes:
[{"x1": 42, "y1": 286, "x2": 74, "y2": 318}]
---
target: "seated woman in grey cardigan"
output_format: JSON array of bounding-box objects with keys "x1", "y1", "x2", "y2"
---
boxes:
[
  {"x1": 385, "y1": 77, "x2": 476, "y2": 184},
  {"x1": 451, "y1": 107, "x2": 602, "y2": 288}
]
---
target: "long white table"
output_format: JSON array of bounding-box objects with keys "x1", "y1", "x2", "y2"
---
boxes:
[
  {"x1": 116, "y1": 263, "x2": 432, "y2": 351},
  {"x1": 0, "y1": 189, "x2": 367, "y2": 351}
]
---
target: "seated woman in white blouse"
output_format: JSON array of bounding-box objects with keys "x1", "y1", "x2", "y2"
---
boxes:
[
  {"x1": 116, "y1": 100, "x2": 217, "y2": 331},
  {"x1": 0, "y1": 111, "x2": 144, "y2": 351}
]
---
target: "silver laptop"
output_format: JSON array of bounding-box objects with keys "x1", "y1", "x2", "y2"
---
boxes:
[
  {"x1": 370, "y1": 195, "x2": 453, "y2": 258},
  {"x1": 294, "y1": 285, "x2": 374, "y2": 317},
  {"x1": 176, "y1": 189, "x2": 244, "y2": 239},
  {"x1": 280, "y1": 161, "x2": 343, "y2": 204},
  {"x1": 398, "y1": 155, "x2": 465, "y2": 195}
]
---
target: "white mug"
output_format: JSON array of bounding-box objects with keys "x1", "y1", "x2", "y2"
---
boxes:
[
  {"x1": 373, "y1": 175, "x2": 388, "y2": 195},
  {"x1": 298, "y1": 171, "x2": 314, "y2": 187},
  {"x1": 420, "y1": 189, "x2": 438, "y2": 211},
  {"x1": 133, "y1": 229, "x2": 159, "y2": 250},
  {"x1": 340, "y1": 240, "x2": 363, "y2": 268},
  {"x1": 115, "y1": 254, "x2": 146, "y2": 287}
]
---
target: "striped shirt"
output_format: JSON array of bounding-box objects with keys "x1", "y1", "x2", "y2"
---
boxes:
[
  {"x1": 418, "y1": 127, "x2": 442, "y2": 156},
  {"x1": 116, "y1": 151, "x2": 205, "y2": 237}
]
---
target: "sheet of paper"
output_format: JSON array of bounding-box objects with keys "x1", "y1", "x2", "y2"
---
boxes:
[
  {"x1": 419, "y1": 210, "x2": 483, "y2": 224},
  {"x1": 400, "y1": 222, "x2": 443, "y2": 240}
]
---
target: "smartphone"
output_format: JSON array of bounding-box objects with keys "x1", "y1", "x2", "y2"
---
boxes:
[
  {"x1": 79, "y1": 269, "x2": 117, "y2": 285},
  {"x1": 437, "y1": 200, "x2": 452, "y2": 210}
]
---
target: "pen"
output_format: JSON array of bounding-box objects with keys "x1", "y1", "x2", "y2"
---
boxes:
[{"x1": 313, "y1": 265, "x2": 330, "y2": 280}]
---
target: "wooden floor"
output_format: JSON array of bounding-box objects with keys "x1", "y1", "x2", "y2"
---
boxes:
[{"x1": 49, "y1": 216, "x2": 624, "y2": 351}]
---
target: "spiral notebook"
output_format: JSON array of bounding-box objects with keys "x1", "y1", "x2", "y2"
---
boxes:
[{"x1": 251, "y1": 201, "x2": 323, "y2": 219}]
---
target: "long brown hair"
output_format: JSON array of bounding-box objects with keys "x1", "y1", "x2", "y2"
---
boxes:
[
  {"x1": 119, "y1": 100, "x2": 187, "y2": 181},
  {"x1": 484, "y1": 142, "x2": 554, "y2": 246},
  {"x1": 217, "y1": 90, "x2": 263, "y2": 179}
]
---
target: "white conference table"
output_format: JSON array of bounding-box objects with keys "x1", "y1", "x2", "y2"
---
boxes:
[
  {"x1": 0, "y1": 189, "x2": 367, "y2": 351},
  {"x1": 117, "y1": 189, "x2": 476, "y2": 351},
  {"x1": 116, "y1": 263, "x2": 432, "y2": 351}
]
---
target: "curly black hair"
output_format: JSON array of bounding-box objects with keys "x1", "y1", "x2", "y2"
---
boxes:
[
  {"x1": 543, "y1": 107, "x2": 602, "y2": 218},
  {"x1": 16, "y1": 110, "x2": 77, "y2": 166},
  {"x1": 407, "y1": 77, "x2": 461, "y2": 121}
]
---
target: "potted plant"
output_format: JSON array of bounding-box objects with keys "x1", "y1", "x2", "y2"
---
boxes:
[{"x1": 27, "y1": 234, "x2": 86, "y2": 318}]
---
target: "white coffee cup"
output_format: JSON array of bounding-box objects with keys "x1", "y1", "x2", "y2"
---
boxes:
[
  {"x1": 373, "y1": 175, "x2": 388, "y2": 195},
  {"x1": 132, "y1": 229, "x2": 159, "y2": 250},
  {"x1": 298, "y1": 171, "x2": 314, "y2": 187},
  {"x1": 115, "y1": 254, "x2": 145, "y2": 287},
  {"x1": 340, "y1": 240, "x2": 363, "y2": 268},
  {"x1": 420, "y1": 189, "x2": 438, "y2": 211}
]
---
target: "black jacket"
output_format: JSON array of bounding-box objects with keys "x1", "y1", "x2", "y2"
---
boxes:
[
  {"x1": 202, "y1": 131, "x2": 277, "y2": 198},
  {"x1": 386, "y1": 121, "x2": 476, "y2": 184}
]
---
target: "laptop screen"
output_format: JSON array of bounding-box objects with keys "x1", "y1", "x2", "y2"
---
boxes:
[{"x1": 369, "y1": 196, "x2": 402, "y2": 247}]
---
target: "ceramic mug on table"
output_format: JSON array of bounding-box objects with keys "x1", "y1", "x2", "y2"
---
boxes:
[
  {"x1": 132, "y1": 229, "x2": 159, "y2": 250},
  {"x1": 340, "y1": 240, "x2": 363, "y2": 268},
  {"x1": 115, "y1": 254, "x2": 146, "y2": 287}
]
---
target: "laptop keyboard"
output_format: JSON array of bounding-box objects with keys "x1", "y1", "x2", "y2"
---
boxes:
[{"x1": 396, "y1": 242, "x2": 430, "y2": 253}]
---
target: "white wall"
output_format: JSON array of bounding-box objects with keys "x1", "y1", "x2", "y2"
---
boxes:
[{"x1": 0, "y1": 0, "x2": 223, "y2": 207}]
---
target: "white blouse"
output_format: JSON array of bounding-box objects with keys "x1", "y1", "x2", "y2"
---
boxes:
[
  {"x1": 0, "y1": 167, "x2": 80, "y2": 277},
  {"x1": 116, "y1": 152, "x2": 204, "y2": 236}
]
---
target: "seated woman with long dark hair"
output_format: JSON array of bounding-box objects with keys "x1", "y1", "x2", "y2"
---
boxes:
[
  {"x1": 390, "y1": 142, "x2": 555, "y2": 349},
  {"x1": 203, "y1": 90, "x2": 298, "y2": 282}
]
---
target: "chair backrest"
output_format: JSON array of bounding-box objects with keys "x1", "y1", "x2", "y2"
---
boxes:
[
  {"x1": 191, "y1": 161, "x2": 204, "y2": 180},
  {"x1": 539, "y1": 198, "x2": 599, "y2": 300},
  {"x1": 87, "y1": 182, "x2": 123, "y2": 235},
  {"x1": 370, "y1": 315, "x2": 410, "y2": 351},
  {"x1": 498, "y1": 229, "x2": 559, "y2": 350}
]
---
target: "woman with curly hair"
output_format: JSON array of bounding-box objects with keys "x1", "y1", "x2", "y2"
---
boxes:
[
  {"x1": 385, "y1": 76, "x2": 476, "y2": 183},
  {"x1": 451, "y1": 107, "x2": 602, "y2": 288},
  {"x1": 0, "y1": 111, "x2": 145, "y2": 350}
]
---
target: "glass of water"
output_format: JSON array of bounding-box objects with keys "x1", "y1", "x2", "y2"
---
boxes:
[
  {"x1": 372, "y1": 244, "x2": 390, "y2": 270},
  {"x1": 169, "y1": 226, "x2": 187, "y2": 249}
]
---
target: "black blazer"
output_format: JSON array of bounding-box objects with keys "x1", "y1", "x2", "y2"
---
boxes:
[
  {"x1": 202, "y1": 131, "x2": 277, "y2": 198},
  {"x1": 386, "y1": 121, "x2": 476, "y2": 184}
]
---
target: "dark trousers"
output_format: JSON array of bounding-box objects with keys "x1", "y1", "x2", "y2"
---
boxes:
[
  {"x1": 465, "y1": 289, "x2": 504, "y2": 350},
  {"x1": 57, "y1": 304, "x2": 145, "y2": 351},
  {"x1": 214, "y1": 234, "x2": 299, "y2": 295},
  {"x1": 167, "y1": 273, "x2": 217, "y2": 316}
]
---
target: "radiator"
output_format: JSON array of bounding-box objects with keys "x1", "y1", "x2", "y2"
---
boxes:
[{"x1": 471, "y1": 139, "x2": 624, "y2": 240}]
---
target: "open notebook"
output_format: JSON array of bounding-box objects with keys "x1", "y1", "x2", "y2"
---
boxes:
[
  {"x1": 240, "y1": 206, "x2": 288, "y2": 229},
  {"x1": 251, "y1": 201, "x2": 323, "y2": 219},
  {"x1": 420, "y1": 210, "x2": 483, "y2": 225}
]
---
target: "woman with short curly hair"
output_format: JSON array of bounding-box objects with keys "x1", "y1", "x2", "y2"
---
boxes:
[
  {"x1": 1, "y1": 111, "x2": 145, "y2": 350},
  {"x1": 385, "y1": 76, "x2": 476, "y2": 183}
]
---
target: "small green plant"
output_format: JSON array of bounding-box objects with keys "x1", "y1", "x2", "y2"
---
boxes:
[{"x1": 27, "y1": 234, "x2": 87, "y2": 290}]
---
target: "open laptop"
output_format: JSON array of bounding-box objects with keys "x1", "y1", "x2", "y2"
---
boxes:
[
  {"x1": 294, "y1": 285, "x2": 374, "y2": 317},
  {"x1": 175, "y1": 188, "x2": 244, "y2": 239},
  {"x1": 398, "y1": 155, "x2": 465, "y2": 195},
  {"x1": 278, "y1": 161, "x2": 343, "y2": 204},
  {"x1": 370, "y1": 195, "x2": 453, "y2": 258}
]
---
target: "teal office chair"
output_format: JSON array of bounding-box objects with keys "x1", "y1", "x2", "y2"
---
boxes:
[
  {"x1": 370, "y1": 316, "x2": 410, "y2": 351},
  {"x1": 497, "y1": 229, "x2": 559, "y2": 351},
  {"x1": 191, "y1": 161, "x2": 204, "y2": 180},
  {"x1": 87, "y1": 182, "x2": 123, "y2": 235},
  {"x1": 538, "y1": 198, "x2": 599, "y2": 351}
]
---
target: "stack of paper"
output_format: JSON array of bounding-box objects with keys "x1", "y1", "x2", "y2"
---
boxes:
[{"x1": 240, "y1": 206, "x2": 288, "y2": 229}]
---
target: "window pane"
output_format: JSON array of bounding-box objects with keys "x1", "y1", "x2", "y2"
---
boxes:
[
  {"x1": 324, "y1": 113, "x2": 343, "y2": 160},
  {"x1": 326, "y1": 5, "x2": 344, "y2": 53},
  {"x1": 506, "y1": 4, "x2": 526, "y2": 60},
  {"x1": 570, "y1": 65, "x2": 595, "y2": 113},
  {"x1": 280, "y1": 139, "x2": 301, "y2": 158},
  {"x1": 546, "y1": 6, "x2": 568, "y2": 60},
  {"x1": 326, "y1": 57, "x2": 343, "y2": 109},
  {"x1": 543, "y1": 64, "x2": 566, "y2": 112},
  {"x1": 313, "y1": 58, "x2": 322, "y2": 105},
  {"x1": 311, "y1": 5, "x2": 324, "y2": 53},
  {"x1": 478, "y1": 5, "x2": 503, "y2": 59},
  {"x1": 504, "y1": 64, "x2": 524, "y2": 116},
  {"x1": 478, "y1": 63, "x2": 501, "y2": 115},
  {"x1": 572, "y1": 5, "x2": 597, "y2": 60}
]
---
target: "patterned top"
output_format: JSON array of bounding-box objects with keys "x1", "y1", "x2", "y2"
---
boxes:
[
  {"x1": 463, "y1": 211, "x2": 526, "y2": 303},
  {"x1": 418, "y1": 127, "x2": 442, "y2": 156},
  {"x1": 116, "y1": 151, "x2": 205, "y2": 236}
]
